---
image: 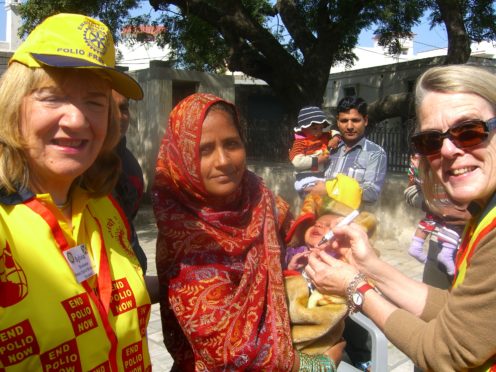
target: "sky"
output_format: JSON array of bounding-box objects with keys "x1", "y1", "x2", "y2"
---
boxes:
[
  {"x1": 358, "y1": 15, "x2": 448, "y2": 54},
  {"x1": 0, "y1": 3, "x2": 5, "y2": 40},
  {"x1": 0, "y1": 4, "x2": 448, "y2": 53}
]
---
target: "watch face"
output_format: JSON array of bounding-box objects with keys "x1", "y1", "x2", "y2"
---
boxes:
[{"x1": 352, "y1": 292, "x2": 363, "y2": 307}]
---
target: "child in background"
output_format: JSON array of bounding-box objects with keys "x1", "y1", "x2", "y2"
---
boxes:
[
  {"x1": 283, "y1": 175, "x2": 377, "y2": 356},
  {"x1": 407, "y1": 153, "x2": 434, "y2": 263},
  {"x1": 407, "y1": 154, "x2": 462, "y2": 275},
  {"x1": 289, "y1": 106, "x2": 341, "y2": 194}
]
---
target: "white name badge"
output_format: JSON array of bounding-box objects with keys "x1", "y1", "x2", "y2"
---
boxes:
[{"x1": 63, "y1": 244, "x2": 96, "y2": 283}]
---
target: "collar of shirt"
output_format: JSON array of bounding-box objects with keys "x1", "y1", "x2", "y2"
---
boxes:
[
  {"x1": 337, "y1": 135, "x2": 366, "y2": 153},
  {"x1": 0, "y1": 187, "x2": 35, "y2": 205}
]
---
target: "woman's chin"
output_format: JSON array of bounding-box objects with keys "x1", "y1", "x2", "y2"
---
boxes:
[{"x1": 445, "y1": 186, "x2": 484, "y2": 206}]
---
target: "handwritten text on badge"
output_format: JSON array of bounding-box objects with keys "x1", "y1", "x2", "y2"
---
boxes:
[{"x1": 63, "y1": 244, "x2": 95, "y2": 283}]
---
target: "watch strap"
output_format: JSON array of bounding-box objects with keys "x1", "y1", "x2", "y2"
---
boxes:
[
  {"x1": 352, "y1": 282, "x2": 374, "y2": 313},
  {"x1": 346, "y1": 272, "x2": 367, "y2": 313},
  {"x1": 356, "y1": 282, "x2": 374, "y2": 296}
]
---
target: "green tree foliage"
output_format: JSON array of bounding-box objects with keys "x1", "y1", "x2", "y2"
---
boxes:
[
  {"x1": 431, "y1": 0, "x2": 496, "y2": 42},
  {"x1": 17, "y1": 0, "x2": 140, "y2": 41},
  {"x1": 374, "y1": 0, "x2": 496, "y2": 64},
  {"x1": 16, "y1": 0, "x2": 496, "y2": 113}
]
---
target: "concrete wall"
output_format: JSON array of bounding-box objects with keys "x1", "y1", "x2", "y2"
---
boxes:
[
  {"x1": 0, "y1": 51, "x2": 12, "y2": 76},
  {"x1": 248, "y1": 162, "x2": 423, "y2": 244}
]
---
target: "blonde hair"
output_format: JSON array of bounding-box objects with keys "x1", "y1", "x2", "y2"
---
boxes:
[
  {"x1": 414, "y1": 65, "x2": 496, "y2": 209},
  {"x1": 0, "y1": 63, "x2": 120, "y2": 196}
]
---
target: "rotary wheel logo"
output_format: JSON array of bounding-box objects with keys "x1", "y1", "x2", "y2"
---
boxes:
[
  {"x1": 83, "y1": 22, "x2": 109, "y2": 60},
  {"x1": 0, "y1": 242, "x2": 28, "y2": 307}
]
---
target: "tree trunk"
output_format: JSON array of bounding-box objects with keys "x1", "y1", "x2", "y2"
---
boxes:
[
  {"x1": 436, "y1": 0, "x2": 471, "y2": 64},
  {"x1": 367, "y1": 92, "x2": 416, "y2": 126}
]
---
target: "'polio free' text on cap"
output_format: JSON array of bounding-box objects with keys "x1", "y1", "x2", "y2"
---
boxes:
[{"x1": 10, "y1": 13, "x2": 143, "y2": 100}]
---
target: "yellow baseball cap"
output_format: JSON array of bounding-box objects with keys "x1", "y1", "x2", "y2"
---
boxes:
[
  {"x1": 10, "y1": 13, "x2": 143, "y2": 100},
  {"x1": 324, "y1": 174, "x2": 362, "y2": 210}
]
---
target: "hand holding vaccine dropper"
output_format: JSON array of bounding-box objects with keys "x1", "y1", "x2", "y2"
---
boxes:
[{"x1": 318, "y1": 209, "x2": 360, "y2": 246}]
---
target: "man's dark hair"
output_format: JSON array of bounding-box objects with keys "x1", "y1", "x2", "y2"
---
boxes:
[{"x1": 337, "y1": 96, "x2": 368, "y2": 116}]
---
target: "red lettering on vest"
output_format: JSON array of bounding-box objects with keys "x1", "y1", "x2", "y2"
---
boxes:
[
  {"x1": 40, "y1": 339, "x2": 82, "y2": 372},
  {"x1": 89, "y1": 360, "x2": 111, "y2": 372},
  {"x1": 61, "y1": 293, "x2": 98, "y2": 336},
  {"x1": 0, "y1": 319, "x2": 40, "y2": 367},
  {"x1": 122, "y1": 341, "x2": 144, "y2": 372},
  {"x1": 110, "y1": 278, "x2": 136, "y2": 315},
  {"x1": 137, "y1": 304, "x2": 151, "y2": 338}
]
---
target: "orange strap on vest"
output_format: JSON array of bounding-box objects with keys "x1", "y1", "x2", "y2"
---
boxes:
[{"x1": 24, "y1": 198, "x2": 118, "y2": 371}]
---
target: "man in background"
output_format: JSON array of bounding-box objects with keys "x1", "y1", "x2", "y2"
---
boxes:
[
  {"x1": 312, "y1": 96, "x2": 387, "y2": 204},
  {"x1": 112, "y1": 90, "x2": 147, "y2": 272}
]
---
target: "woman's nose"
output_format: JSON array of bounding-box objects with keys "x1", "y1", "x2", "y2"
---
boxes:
[
  {"x1": 59, "y1": 103, "x2": 87, "y2": 128},
  {"x1": 214, "y1": 147, "x2": 229, "y2": 165},
  {"x1": 439, "y1": 137, "x2": 464, "y2": 158}
]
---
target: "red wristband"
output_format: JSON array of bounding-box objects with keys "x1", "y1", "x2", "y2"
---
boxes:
[{"x1": 357, "y1": 283, "x2": 374, "y2": 296}]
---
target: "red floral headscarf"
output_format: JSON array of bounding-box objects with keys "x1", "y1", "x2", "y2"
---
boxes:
[{"x1": 152, "y1": 93, "x2": 294, "y2": 371}]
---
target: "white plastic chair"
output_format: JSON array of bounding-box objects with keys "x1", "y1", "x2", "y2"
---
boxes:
[{"x1": 337, "y1": 312, "x2": 388, "y2": 372}]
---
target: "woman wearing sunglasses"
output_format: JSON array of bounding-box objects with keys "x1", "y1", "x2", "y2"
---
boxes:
[{"x1": 304, "y1": 64, "x2": 496, "y2": 371}]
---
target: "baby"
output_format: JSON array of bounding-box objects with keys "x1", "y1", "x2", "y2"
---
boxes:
[
  {"x1": 287, "y1": 213, "x2": 348, "y2": 271},
  {"x1": 283, "y1": 176, "x2": 377, "y2": 355},
  {"x1": 285, "y1": 209, "x2": 377, "y2": 302}
]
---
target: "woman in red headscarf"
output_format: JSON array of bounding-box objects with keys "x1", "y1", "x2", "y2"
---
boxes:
[{"x1": 152, "y1": 93, "x2": 343, "y2": 371}]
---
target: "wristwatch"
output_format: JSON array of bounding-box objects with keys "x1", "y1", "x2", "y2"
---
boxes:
[{"x1": 351, "y1": 282, "x2": 374, "y2": 312}]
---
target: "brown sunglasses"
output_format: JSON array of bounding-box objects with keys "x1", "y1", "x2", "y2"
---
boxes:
[{"x1": 411, "y1": 118, "x2": 496, "y2": 156}]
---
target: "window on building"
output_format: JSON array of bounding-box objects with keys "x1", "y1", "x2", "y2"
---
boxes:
[
  {"x1": 343, "y1": 86, "x2": 357, "y2": 96},
  {"x1": 172, "y1": 81, "x2": 199, "y2": 108},
  {"x1": 405, "y1": 80, "x2": 415, "y2": 93}
]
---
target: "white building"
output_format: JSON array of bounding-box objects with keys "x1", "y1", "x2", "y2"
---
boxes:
[
  {"x1": 0, "y1": 0, "x2": 22, "y2": 52},
  {"x1": 332, "y1": 35, "x2": 415, "y2": 73},
  {"x1": 116, "y1": 25, "x2": 170, "y2": 71},
  {"x1": 332, "y1": 34, "x2": 496, "y2": 73}
]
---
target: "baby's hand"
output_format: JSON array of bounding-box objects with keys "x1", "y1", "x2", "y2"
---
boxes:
[
  {"x1": 323, "y1": 246, "x2": 341, "y2": 259},
  {"x1": 305, "y1": 181, "x2": 327, "y2": 195},
  {"x1": 309, "y1": 242, "x2": 341, "y2": 259},
  {"x1": 328, "y1": 136, "x2": 341, "y2": 150},
  {"x1": 287, "y1": 251, "x2": 310, "y2": 271},
  {"x1": 317, "y1": 153, "x2": 330, "y2": 165}
]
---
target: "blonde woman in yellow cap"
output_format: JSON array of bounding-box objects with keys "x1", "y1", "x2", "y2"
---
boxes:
[{"x1": 0, "y1": 13, "x2": 151, "y2": 371}]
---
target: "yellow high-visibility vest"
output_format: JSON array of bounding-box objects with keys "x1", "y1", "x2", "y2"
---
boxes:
[
  {"x1": 0, "y1": 188, "x2": 151, "y2": 371},
  {"x1": 454, "y1": 200, "x2": 496, "y2": 372}
]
